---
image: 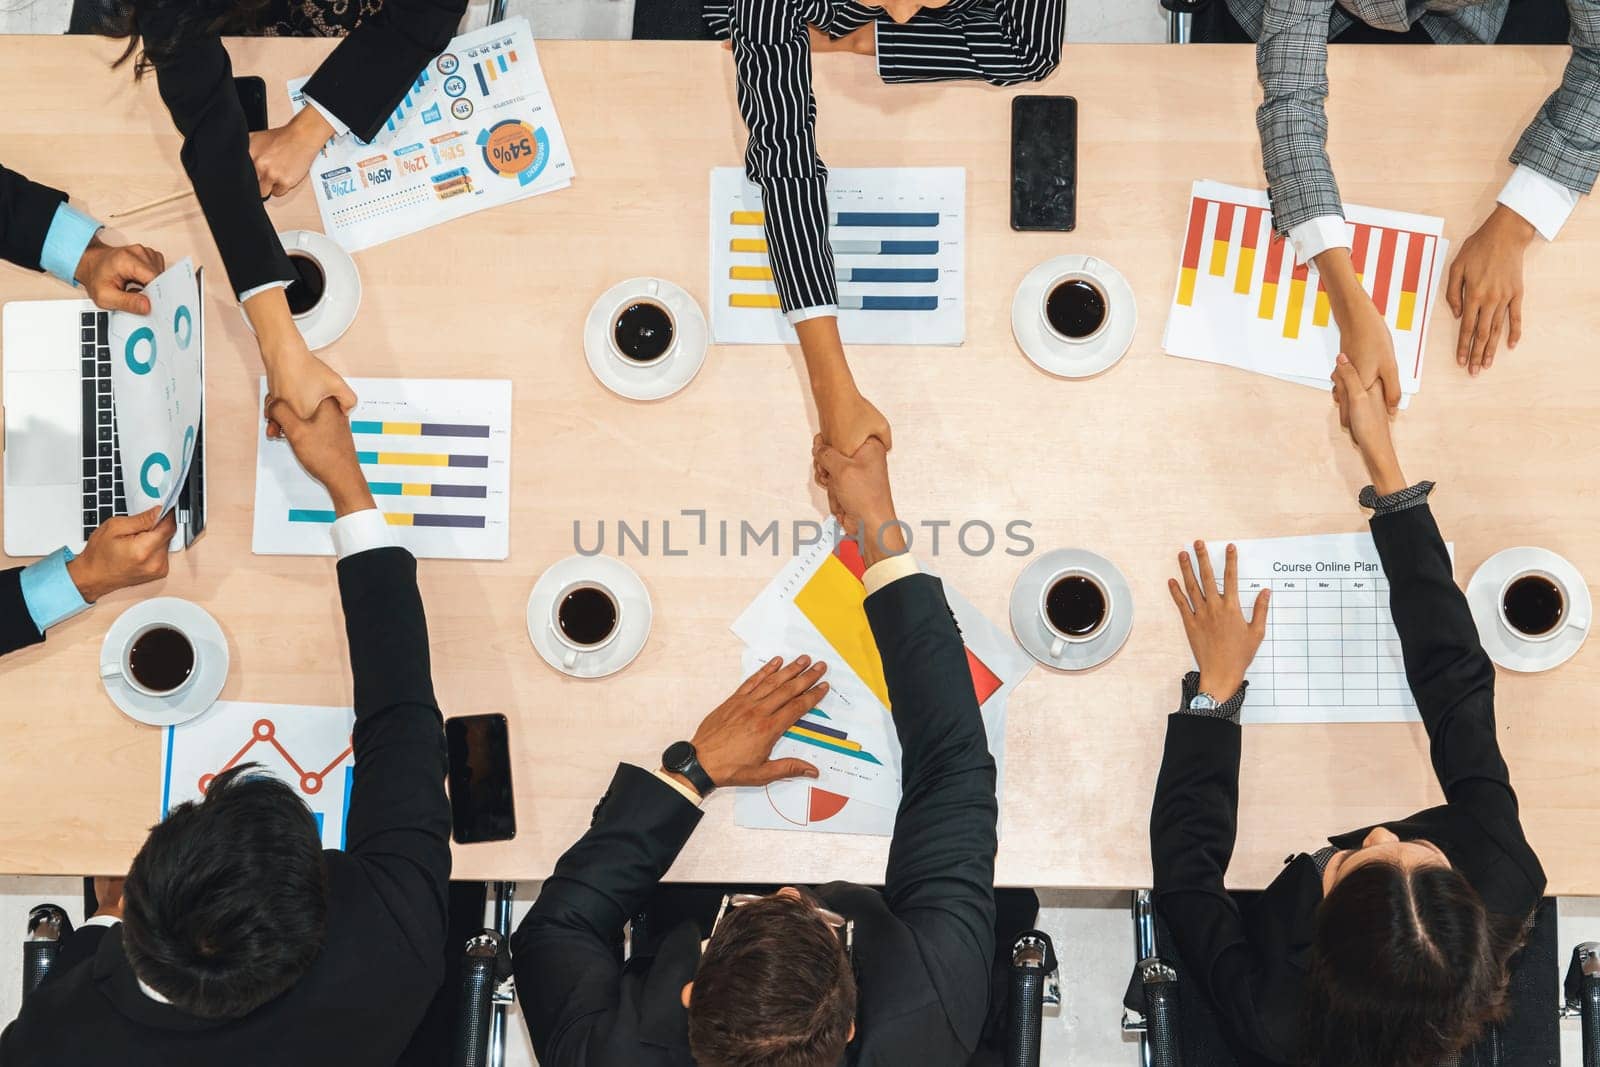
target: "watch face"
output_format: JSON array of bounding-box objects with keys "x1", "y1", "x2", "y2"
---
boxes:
[
  {"x1": 1189, "y1": 694, "x2": 1218, "y2": 712},
  {"x1": 663, "y1": 740, "x2": 695, "y2": 771}
]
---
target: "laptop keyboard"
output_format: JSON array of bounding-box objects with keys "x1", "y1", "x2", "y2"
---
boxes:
[{"x1": 79, "y1": 310, "x2": 127, "y2": 540}]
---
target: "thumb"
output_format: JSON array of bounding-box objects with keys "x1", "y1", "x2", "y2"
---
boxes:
[
  {"x1": 1331, "y1": 354, "x2": 1362, "y2": 397},
  {"x1": 125, "y1": 505, "x2": 164, "y2": 534},
  {"x1": 1382, "y1": 365, "x2": 1401, "y2": 414},
  {"x1": 814, "y1": 443, "x2": 849, "y2": 480},
  {"x1": 334, "y1": 381, "x2": 358, "y2": 413},
  {"x1": 754, "y1": 758, "x2": 819, "y2": 785},
  {"x1": 1250, "y1": 588, "x2": 1271, "y2": 640},
  {"x1": 99, "y1": 287, "x2": 152, "y2": 315}
]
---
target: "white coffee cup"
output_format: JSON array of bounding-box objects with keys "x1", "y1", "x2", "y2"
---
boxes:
[
  {"x1": 1497, "y1": 569, "x2": 1587, "y2": 643},
  {"x1": 551, "y1": 581, "x2": 622, "y2": 668},
  {"x1": 1039, "y1": 567, "x2": 1113, "y2": 659},
  {"x1": 609, "y1": 280, "x2": 678, "y2": 368},
  {"x1": 100, "y1": 621, "x2": 199, "y2": 698},
  {"x1": 1040, "y1": 265, "x2": 1111, "y2": 345}
]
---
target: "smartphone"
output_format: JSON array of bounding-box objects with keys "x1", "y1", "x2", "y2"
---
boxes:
[
  {"x1": 234, "y1": 75, "x2": 269, "y2": 133},
  {"x1": 1010, "y1": 96, "x2": 1078, "y2": 232},
  {"x1": 445, "y1": 714, "x2": 517, "y2": 844}
]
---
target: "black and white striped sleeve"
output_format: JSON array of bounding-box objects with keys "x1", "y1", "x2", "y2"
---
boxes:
[
  {"x1": 730, "y1": 0, "x2": 839, "y2": 317},
  {"x1": 875, "y1": 0, "x2": 1064, "y2": 86}
]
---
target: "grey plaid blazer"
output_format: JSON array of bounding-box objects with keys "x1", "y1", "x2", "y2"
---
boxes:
[{"x1": 1225, "y1": 0, "x2": 1600, "y2": 231}]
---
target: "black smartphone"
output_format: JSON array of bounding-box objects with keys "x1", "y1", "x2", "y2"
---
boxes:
[
  {"x1": 234, "y1": 75, "x2": 269, "y2": 132},
  {"x1": 445, "y1": 714, "x2": 517, "y2": 844},
  {"x1": 1010, "y1": 95, "x2": 1078, "y2": 232}
]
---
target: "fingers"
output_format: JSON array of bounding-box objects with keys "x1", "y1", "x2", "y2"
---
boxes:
[
  {"x1": 749, "y1": 655, "x2": 813, "y2": 702},
  {"x1": 115, "y1": 247, "x2": 160, "y2": 288},
  {"x1": 763, "y1": 661, "x2": 829, "y2": 715},
  {"x1": 1167, "y1": 577, "x2": 1195, "y2": 619},
  {"x1": 1508, "y1": 293, "x2": 1522, "y2": 350},
  {"x1": 1478, "y1": 302, "x2": 1506, "y2": 372},
  {"x1": 736, "y1": 656, "x2": 783, "y2": 696},
  {"x1": 1178, "y1": 549, "x2": 1203, "y2": 607},
  {"x1": 1222, "y1": 542, "x2": 1238, "y2": 602},
  {"x1": 1249, "y1": 588, "x2": 1272, "y2": 640},
  {"x1": 333, "y1": 380, "x2": 359, "y2": 413},
  {"x1": 1445, "y1": 256, "x2": 1463, "y2": 318},
  {"x1": 1193, "y1": 540, "x2": 1217, "y2": 597},
  {"x1": 1456, "y1": 300, "x2": 1480, "y2": 369},
  {"x1": 1381, "y1": 364, "x2": 1401, "y2": 415},
  {"x1": 752, "y1": 758, "x2": 820, "y2": 786},
  {"x1": 813, "y1": 441, "x2": 848, "y2": 482},
  {"x1": 128, "y1": 504, "x2": 164, "y2": 533},
  {"x1": 97, "y1": 286, "x2": 153, "y2": 315}
]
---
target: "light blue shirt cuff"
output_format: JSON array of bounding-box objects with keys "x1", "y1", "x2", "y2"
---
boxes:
[
  {"x1": 39, "y1": 202, "x2": 103, "y2": 288},
  {"x1": 19, "y1": 548, "x2": 90, "y2": 633}
]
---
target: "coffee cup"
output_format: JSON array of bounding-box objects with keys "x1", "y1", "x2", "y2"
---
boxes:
[
  {"x1": 551, "y1": 580, "x2": 622, "y2": 668},
  {"x1": 1039, "y1": 567, "x2": 1113, "y2": 658},
  {"x1": 610, "y1": 280, "x2": 677, "y2": 368},
  {"x1": 285, "y1": 248, "x2": 328, "y2": 320},
  {"x1": 1040, "y1": 266, "x2": 1110, "y2": 344},
  {"x1": 101, "y1": 621, "x2": 199, "y2": 698},
  {"x1": 1498, "y1": 569, "x2": 1586, "y2": 643}
]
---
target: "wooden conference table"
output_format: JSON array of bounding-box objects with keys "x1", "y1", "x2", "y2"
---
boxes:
[{"x1": 2, "y1": 37, "x2": 1597, "y2": 892}]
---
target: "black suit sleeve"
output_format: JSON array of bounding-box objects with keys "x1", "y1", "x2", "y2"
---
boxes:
[
  {"x1": 0, "y1": 164, "x2": 68, "y2": 274},
  {"x1": 1, "y1": 567, "x2": 47, "y2": 658},
  {"x1": 48, "y1": 922, "x2": 109, "y2": 979},
  {"x1": 300, "y1": 0, "x2": 468, "y2": 142},
  {"x1": 1150, "y1": 712, "x2": 1284, "y2": 1059},
  {"x1": 864, "y1": 572, "x2": 998, "y2": 1055},
  {"x1": 338, "y1": 546, "x2": 453, "y2": 970},
  {"x1": 1368, "y1": 503, "x2": 1543, "y2": 893},
  {"x1": 139, "y1": 10, "x2": 295, "y2": 298},
  {"x1": 510, "y1": 764, "x2": 702, "y2": 1066}
]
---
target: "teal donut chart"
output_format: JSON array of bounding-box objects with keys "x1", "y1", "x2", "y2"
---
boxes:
[
  {"x1": 140, "y1": 452, "x2": 171, "y2": 498},
  {"x1": 125, "y1": 327, "x2": 157, "y2": 375},
  {"x1": 173, "y1": 305, "x2": 194, "y2": 349}
]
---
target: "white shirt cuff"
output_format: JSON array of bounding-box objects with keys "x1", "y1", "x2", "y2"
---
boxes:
[
  {"x1": 301, "y1": 92, "x2": 351, "y2": 139},
  {"x1": 862, "y1": 552, "x2": 920, "y2": 596},
  {"x1": 1497, "y1": 164, "x2": 1578, "y2": 241},
  {"x1": 651, "y1": 767, "x2": 704, "y2": 806},
  {"x1": 330, "y1": 508, "x2": 394, "y2": 560},
  {"x1": 1287, "y1": 215, "x2": 1350, "y2": 265},
  {"x1": 785, "y1": 304, "x2": 839, "y2": 325},
  {"x1": 81, "y1": 915, "x2": 121, "y2": 928},
  {"x1": 238, "y1": 279, "x2": 291, "y2": 304}
]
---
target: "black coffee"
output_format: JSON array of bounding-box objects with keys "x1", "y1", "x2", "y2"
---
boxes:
[
  {"x1": 613, "y1": 302, "x2": 674, "y2": 363},
  {"x1": 129, "y1": 626, "x2": 195, "y2": 693},
  {"x1": 1503, "y1": 574, "x2": 1564, "y2": 636},
  {"x1": 1045, "y1": 279, "x2": 1107, "y2": 340},
  {"x1": 286, "y1": 253, "x2": 326, "y2": 316},
  {"x1": 1045, "y1": 575, "x2": 1108, "y2": 637},
  {"x1": 558, "y1": 586, "x2": 618, "y2": 646}
]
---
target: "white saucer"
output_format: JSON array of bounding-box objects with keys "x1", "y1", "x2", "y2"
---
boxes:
[
  {"x1": 99, "y1": 597, "x2": 229, "y2": 727},
  {"x1": 526, "y1": 555, "x2": 653, "y2": 679},
  {"x1": 1011, "y1": 255, "x2": 1137, "y2": 379},
  {"x1": 1466, "y1": 547, "x2": 1590, "y2": 673},
  {"x1": 584, "y1": 278, "x2": 709, "y2": 401},
  {"x1": 240, "y1": 229, "x2": 362, "y2": 351},
  {"x1": 1010, "y1": 549, "x2": 1134, "y2": 671}
]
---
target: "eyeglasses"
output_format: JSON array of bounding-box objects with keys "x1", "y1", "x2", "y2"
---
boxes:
[{"x1": 711, "y1": 892, "x2": 855, "y2": 963}]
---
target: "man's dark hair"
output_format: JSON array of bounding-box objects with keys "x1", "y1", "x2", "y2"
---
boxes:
[
  {"x1": 1301, "y1": 861, "x2": 1520, "y2": 1066},
  {"x1": 121, "y1": 764, "x2": 328, "y2": 1019},
  {"x1": 111, "y1": 0, "x2": 272, "y2": 75},
  {"x1": 688, "y1": 893, "x2": 857, "y2": 1067}
]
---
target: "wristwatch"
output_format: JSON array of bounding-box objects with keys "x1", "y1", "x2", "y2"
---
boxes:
[
  {"x1": 662, "y1": 740, "x2": 716, "y2": 797},
  {"x1": 1187, "y1": 691, "x2": 1220, "y2": 713}
]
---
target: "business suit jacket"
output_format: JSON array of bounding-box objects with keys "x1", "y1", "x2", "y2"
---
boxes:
[
  {"x1": 0, "y1": 567, "x2": 47, "y2": 658},
  {"x1": 1149, "y1": 501, "x2": 1547, "y2": 1065},
  {"x1": 0, "y1": 546, "x2": 453, "y2": 1066},
  {"x1": 512, "y1": 571, "x2": 999, "y2": 1066},
  {"x1": 0, "y1": 164, "x2": 69, "y2": 275},
  {"x1": 139, "y1": 0, "x2": 466, "y2": 296}
]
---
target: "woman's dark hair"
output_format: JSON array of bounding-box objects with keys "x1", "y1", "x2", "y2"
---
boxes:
[
  {"x1": 109, "y1": 0, "x2": 272, "y2": 76},
  {"x1": 120, "y1": 764, "x2": 328, "y2": 1019},
  {"x1": 688, "y1": 893, "x2": 857, "y2": 1067},
  {"x1": 1302, "y1": 861, "x2": 1522, "y2": 1066}
]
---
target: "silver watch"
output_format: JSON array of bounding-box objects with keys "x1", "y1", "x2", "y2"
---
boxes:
[{"x1": 1188, "y1": 691, "x2": 1220, "y2": 713}]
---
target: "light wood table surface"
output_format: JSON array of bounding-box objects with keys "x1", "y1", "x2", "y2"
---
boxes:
[{"x1": 2, "y1": 37, "x2": 1598, "y2": 892}]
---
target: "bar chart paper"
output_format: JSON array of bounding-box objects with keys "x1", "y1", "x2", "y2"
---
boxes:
[
  {"x1": 1164, "y1": 181, "x2": 1448, "y2": 404},
  {"x1": 1204, "y1": 533, "x2": 1452, "y2": 725},
  {"x1": 709, "y1": 167, "x2": 966, "y2": 345},
  {"x1": 252, "y1": 377, "x2": 512, "y2": 560}
]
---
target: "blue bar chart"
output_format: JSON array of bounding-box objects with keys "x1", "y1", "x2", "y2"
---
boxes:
[{"x1": 710, "y1": 167, "x2": 966, "y2": 345}]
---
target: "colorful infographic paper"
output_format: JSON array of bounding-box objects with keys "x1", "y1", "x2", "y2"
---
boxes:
[
  {"x1": 709, "y1": 167, "x2": 966, "y2": 346},
  {"x1": 731, "y1": 522, "x2": 1030, "y2": 834},
  {"x1": 161, "y1": 701, "x2": 355, "y2": 850},
  {"x1": 289, "y1": 17, "x2": 574, "y2": 252},
  {"x1": 1163, "y1": 180, "x2": 1448, "y2": 407},
  {"x1": 109, "y1": 258, "x2": 202, "y2": 517},
  {"x1": 1204, "y1": 533, "x2": 1453, "y2": 725},
  {"x1": 252, "y1": 377, "x2": 513, "y2": 560}
]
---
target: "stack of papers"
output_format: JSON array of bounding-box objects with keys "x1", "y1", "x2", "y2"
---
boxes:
[
  {"x1": 730, "y1": 522, "x2": 1031, "y2": 836},
  {"x1": 289, "y1": 17, "x2": 574, "y2": 252},
  {"x1": 1163, "y1": 180, "x2": 1449, "y2": 409}
]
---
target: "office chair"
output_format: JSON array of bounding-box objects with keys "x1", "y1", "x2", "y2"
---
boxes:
[
  {"x1": 1121, "y1": 891, "x2": 1586, "y2": 1067},
  {"x1": 21, "y1": 904, "x2": 70, "y2": 1001},
  {"x1": 455, "y1": 881, "x2": 518, "y2": 1067},
  {"x1": 1160, "y1": 0, "x2": 1209, "y2": 43},
  {"x1": 1005, "y1": 930, "x2": 1060, "y2": 1067}
]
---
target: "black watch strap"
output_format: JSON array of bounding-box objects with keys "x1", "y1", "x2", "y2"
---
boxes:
[{"x1": 662, "y1": 740, "x2": 715, "y2": 796}]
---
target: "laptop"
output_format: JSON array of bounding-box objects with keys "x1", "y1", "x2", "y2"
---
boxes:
[{"x1": 3, "y1": 270, "x2": 207, "y2": 558}]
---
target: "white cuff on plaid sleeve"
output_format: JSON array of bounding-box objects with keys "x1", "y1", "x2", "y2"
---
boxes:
[{"x1": 1497, "y1": 165, "x2": 1579, "y2": 242}]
